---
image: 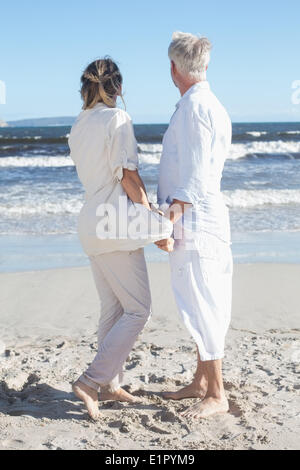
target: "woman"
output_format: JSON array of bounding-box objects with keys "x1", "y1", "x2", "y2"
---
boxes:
[{"x1": 69, "y1": 58, "x2": 173, "y2": 420}]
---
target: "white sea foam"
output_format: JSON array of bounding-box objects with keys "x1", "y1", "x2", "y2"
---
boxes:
[
  {"x1": 285, "y1": 131, "x2": 300, "y2": 135},
  {"x1": 138, "y1": 143, "x2": 162, "y2": 153},
  {"x1": 138, "y1": 143, "x2": 162, "y2": 165},
  {"x1": 0, "y1": 144, "x2": 161, "y2": 167},
  {"x1": 228, "y1": 140, "x2": 300, "y2": 160},
  {"x1": 246, "y1": 131, "x2": 267, "y2": 137},
  {"x1": 223, "y1": 189, "x2": 300, "y2": 208},
  {"x1": 244, "y1": 180, "x2": 270, "y2": 186},
  {"x1": 139, "y1": 141, "x2": 300, "y2": 163},
  {"x1": 138, "y1": 141, "x2": 300, "y2": 164},
  {"x1": 0, "y1": 199, "x2": 82, "y2": 215},
  {"x1": 1, "y1": 140, "x2": 299, "y2": 169},
  {"x1": 0, "y1": 156, "x2": 74, "y2": 167},
  {"x1": 1, "y1": 189, "x2": 299, "y2": 218}
]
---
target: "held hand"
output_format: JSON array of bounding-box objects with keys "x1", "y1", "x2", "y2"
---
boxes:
[
  {"x1": 155, "y1": 238, "x2": 174, "y2": 253},
  {"x1": 150, "y1": 203, "x2": 165, "y2": 216}
]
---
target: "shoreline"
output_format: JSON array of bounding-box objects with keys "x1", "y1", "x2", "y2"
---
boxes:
[{"x1": 1, "y1": 230, "x2": 300, "y2": 274}]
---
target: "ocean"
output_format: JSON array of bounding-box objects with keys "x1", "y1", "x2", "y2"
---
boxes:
[{"x1": 0, "y1": 122, "x2": 300, "y2": 272}]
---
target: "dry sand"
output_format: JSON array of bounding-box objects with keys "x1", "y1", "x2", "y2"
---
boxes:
[{"x1": 0, "y1": 263, "x2": 299, "y2": 450}]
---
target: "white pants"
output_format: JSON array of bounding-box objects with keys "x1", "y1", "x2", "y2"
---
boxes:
[
  {"x1": 79, "y1": 248, "x2": 151, "y2": 392},
  {"x1": 169, "y1": 232, "x2": 233, "y2": 361}
]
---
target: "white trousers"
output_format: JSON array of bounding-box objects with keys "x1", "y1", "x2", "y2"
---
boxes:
[
  {"x1": 79, "y1": 248, "x2": 151, "y2": 392},
  {"x1": 169, "y1": 232, "x2": 233, "y2": 361}
]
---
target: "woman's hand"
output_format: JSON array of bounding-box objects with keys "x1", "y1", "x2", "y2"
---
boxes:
[
  {"x1": 150, "y1": 203, "x2": 165, "y2": 216},
  {"x1": 155, "y1": 238, "x2": 174, "y2": 252}
]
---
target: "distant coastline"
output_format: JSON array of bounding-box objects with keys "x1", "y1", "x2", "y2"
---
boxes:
[
  {"x1": 5, "y1": 116, "x2": 76, "y2": 127},
  {"x1": 1, "y1": 116, "x2": 300, "y2": 127}
]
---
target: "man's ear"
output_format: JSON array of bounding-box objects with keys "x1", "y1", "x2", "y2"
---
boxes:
[{"x1": 171, "y1": 60, "x2": 176, "y2": 74}]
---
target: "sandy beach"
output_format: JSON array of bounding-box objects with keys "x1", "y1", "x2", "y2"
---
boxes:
[{"x1": 0, "y1": 262, "x2": 299, "y2": 450}]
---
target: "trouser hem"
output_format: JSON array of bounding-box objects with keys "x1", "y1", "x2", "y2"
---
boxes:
[
  {"x1": 198, "y1": 353, "x2": 225, "y2": 362},
  {"x1": 78, "y1": 374, "x2": 100, "y2": 391},
  {"x1": 79, "y1": 373, "x2": 120, "y2": 393}
]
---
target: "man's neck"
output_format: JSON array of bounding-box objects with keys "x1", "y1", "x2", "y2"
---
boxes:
[{"x1": 178, "y1": 77, "x2": 206, "y2": 97}]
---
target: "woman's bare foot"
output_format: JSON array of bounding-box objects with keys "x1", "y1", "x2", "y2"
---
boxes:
[
  {"x1": 162, "y1": 382, "x2": 207, "y2": 401},
  {"x1": 72, "y1": 380, "x2": 100, "y2": 421},
  {"x1": 182, "y1": 396, "x2": 229, "y2": 420},
  {"x1": 100, "y1": 387, "x2": 142, "y2": 403}
]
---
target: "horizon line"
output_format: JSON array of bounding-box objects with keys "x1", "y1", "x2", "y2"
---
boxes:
[{"x1": 1, "y1": 115, "x2": 300, "y2": 126}]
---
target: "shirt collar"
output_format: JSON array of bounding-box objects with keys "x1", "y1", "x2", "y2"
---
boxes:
[
  {"x1": 176, "y1": 81, "x2": 210, "y2": 108},
  {"x1": 93, "y1": 102, "x2": 107, "y2": 109}
]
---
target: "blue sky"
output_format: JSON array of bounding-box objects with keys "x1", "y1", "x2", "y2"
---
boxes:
[{"x1": 1, "y1": 0, "x2": 300, "y2": 123}]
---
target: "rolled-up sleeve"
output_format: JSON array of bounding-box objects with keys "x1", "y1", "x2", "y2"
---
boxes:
[
  {"x1": 172, "y1": 105, "x2": 212, "y2": 205},
  {"x1": 108, "y1": 110, "x2": 139, "y2": 182}
]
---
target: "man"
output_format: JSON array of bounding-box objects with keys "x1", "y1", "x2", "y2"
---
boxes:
[{"x1": 156, "y1": 31, "x2": 233, "y2": 419}]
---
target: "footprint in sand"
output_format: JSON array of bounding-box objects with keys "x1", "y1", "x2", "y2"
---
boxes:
[
  {"x1": 1, "y1": 439, "x2": 26, "y2": 450},
  {"x1": 125, "y1": 360, "x2": 140, "y2": 371},
  {"x1": 140, "y1": 414, "x2": 172, "y2": 435},
  {"x1": 1, "y1": 373, "x2": 40, "y2": 398},
  {"x1": 227, "y1": 400, "x2": 243, "y2": 418},
  {"x1": 154, "y1": 410, "x2": 178, "y2": 423}
]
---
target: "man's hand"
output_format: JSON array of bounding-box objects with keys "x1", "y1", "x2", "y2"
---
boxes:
[
  {"x1": 155, "y1": 238, "x2": 174, "y2": 253},
  {"x1": 164, "y1": 199, "x2": 192, "y2": 224}
]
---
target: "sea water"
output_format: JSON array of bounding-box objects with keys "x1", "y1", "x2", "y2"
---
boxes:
[{"x1": 0, "y1": 122, "x2": 299, "y2": 271}]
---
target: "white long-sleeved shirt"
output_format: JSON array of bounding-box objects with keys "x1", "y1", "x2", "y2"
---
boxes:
[
  {"x1": 69, "y1": 103, "x2": 172, "y2": 255},
  {"x1": 157, "y1": 81, "x2": 232, "y2": 243}
]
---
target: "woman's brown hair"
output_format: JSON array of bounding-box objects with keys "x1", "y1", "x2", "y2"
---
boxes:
[{"x1": 80, "y1": 57, "x2": 124, "y2": 110}]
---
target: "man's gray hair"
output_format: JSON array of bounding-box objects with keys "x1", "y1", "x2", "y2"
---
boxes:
[{"x1": 168, "y1": 31, "x2": 212, "y2": 80}]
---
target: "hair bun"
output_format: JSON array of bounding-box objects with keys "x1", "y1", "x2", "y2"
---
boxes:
[
  {"x1": 80, "y1": 58, "x2": 123, "y2": 110},
  {"x1": 84, "y1": 72, "x2": 101, "y2": 84}
]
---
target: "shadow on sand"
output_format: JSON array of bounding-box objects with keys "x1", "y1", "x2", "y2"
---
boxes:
[{"x1": 0, "y1": 376, "x2": 177, "y2": 421}]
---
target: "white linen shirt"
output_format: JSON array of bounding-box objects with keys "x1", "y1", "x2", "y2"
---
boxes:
[
  {"x1": 69, "y1": 103, "x2": 172, "y2": 256},
  {"x1": 69, "y1": 103, "x2": 138, "y2": 200},
  {"x1": 158, "y1": 81, "x2": 232, "y2": 243}
]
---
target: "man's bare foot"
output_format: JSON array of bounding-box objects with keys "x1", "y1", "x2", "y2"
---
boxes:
[
  {"x1": 182, "y1": 396, "x2": 229, "y2": 419},
  {"x1": 100, "y1": 387, "x2": 142, "y2": 403},
  {"x1": 72, "y1": 380, "x2": 100, "y2": 421},
  {"x1": 162, "y1": 382, "x2": 207, "y2": 401}
]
